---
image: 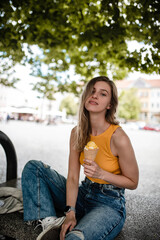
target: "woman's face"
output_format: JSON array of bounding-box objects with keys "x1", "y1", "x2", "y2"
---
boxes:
[{"x1": 85, "y1": 81, "x2": 111, "y2": 114}]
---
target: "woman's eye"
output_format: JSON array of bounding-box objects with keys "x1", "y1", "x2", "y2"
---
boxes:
[{"x1": 101, "y1": 93, "x2": 106, "y2": 96}]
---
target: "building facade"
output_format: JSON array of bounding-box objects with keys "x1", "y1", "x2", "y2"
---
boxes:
[
  {"x1": 0, "y1": 85, "x2": 66, "y2": 123},
  {"x1": 116, "y1": 78, "x2": 160, "y2": 123}
]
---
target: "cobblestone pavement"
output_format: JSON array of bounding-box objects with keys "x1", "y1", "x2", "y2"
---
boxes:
[{"x1": 0, "y1": 120, "x2": 160, "y2": 239}]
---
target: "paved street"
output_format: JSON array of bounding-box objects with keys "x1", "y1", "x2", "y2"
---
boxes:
[
  {"x1": 0, "y1": 120, "x2": 160, "y2": 239},
  {"x1": 0, "y1": 121, "x2": 74, "y2": 182}
]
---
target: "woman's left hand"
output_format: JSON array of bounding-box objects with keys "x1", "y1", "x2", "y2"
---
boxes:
[{"x1": 83, "y1": 159, "x2": 104, "y2": 179}]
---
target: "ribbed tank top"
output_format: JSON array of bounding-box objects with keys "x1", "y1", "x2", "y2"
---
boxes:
[{"x1": 79, "y1": 124, "x2": 121, "y2": 184}]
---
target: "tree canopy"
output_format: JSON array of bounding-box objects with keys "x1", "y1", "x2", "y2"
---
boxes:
[
  {"x1": 0, "y1": 0, "x2": 160, "y2": 97},
  {"x1": 118, "y1": 88, "x2": 141, "y2": 120},
  {"x1": 59, "y1": 95, "x2": 78, "y2": 116}
]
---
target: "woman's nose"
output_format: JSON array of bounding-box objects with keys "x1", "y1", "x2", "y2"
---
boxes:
[{"x1": 92, "y1": 92, "x2": 98, "y2": 98}]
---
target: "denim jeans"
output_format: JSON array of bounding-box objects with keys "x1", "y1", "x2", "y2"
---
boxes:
[{"x1": 22, "y1": 160, "x2": 126, "y2": 240}]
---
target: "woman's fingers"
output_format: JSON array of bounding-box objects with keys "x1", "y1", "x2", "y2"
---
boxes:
[{"x1": 60, "y1": 216, "x2": 77, "y2": 240}]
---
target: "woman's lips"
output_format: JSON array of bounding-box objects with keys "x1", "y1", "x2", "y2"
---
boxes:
[{"x1": 89, "y1": 100, "x2": 98, "y2": 105}]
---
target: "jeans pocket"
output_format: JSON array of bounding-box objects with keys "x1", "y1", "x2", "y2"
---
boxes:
[
  {"x1": 99, "y1": 188, "x2": 124, "y2": 213},
  {"x1": 101, "y1": 186, "x2": 121, "y2": 199}
]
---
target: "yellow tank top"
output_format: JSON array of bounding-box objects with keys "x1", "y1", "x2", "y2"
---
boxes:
[{"x1": 80, "y1": 124, "x2": 121, "y2": 184}]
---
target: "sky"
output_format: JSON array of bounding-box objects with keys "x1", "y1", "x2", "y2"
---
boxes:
[
  {"x1": 14, "y1": 62, "x2": 160, "y2": 96},
  {"x1": 13, "y1": 40, "x2": 160, "y2": 102}
]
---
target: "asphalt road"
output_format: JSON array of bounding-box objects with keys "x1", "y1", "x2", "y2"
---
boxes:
[{"x1": 0, "y1": 120, "x2": 160, "y2": 239}]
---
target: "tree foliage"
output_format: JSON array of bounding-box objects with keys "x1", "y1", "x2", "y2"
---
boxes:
[
  {"x1": 118, "y1": 88, "x2": 141, "y2": 120},
  {"x1": 59, "y1": 95, "x2": 78, "y2": 116},
  {"x1": 0, "y1": 0, "x2": 160, "y2": 97}
]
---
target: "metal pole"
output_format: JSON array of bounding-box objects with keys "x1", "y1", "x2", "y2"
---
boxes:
[{"x1": 0, "y1": 131, "x2": 17, "y2": 181}]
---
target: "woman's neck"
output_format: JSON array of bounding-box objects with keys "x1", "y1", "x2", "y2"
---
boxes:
[{"x1": 89, "y1": 113, "x2": 110, "y2": 136}]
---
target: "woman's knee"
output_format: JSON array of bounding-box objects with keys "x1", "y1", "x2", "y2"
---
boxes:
[{"x1": 22, "y1": 160, "x2": 41, "y2": 178}]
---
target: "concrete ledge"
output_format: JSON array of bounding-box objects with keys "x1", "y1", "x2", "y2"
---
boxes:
[
  {"x1": 0, "y1": 212, "x2": 124, "y2": 240},
  {"x1": 0, "y1": 212, "x2": 41, "y2": 240}
]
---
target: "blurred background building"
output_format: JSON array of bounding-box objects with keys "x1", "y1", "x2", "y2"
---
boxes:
[
  {"x1": 0, "y1": 85, "x2": 66, "y2": 124},
  {"x1": 116, "y1": 78, "x2": 160, "y2": 123}
]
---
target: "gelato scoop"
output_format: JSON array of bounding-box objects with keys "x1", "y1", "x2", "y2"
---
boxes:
[{"x1": 84, "y1": 141, "x2": 99, "y2": 161}]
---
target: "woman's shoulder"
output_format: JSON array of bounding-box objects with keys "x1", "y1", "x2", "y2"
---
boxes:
[
  {"x1": 112, "y1": 126, "x2": 131, "y2": 147},
  {"x1": 70, "y1": 126, "x2": 78, "y2": 144},
  {"x1": 71, "y1": 126, "x2": 77, "y2": 135}
]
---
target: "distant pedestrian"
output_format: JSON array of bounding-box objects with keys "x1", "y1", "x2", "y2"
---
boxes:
[
  {"x1": 6, "y1": 114, "x2": 10, "y2": 123},
  {"x1": 22, "y1": 76, "x2": 139, "y2": 240}
]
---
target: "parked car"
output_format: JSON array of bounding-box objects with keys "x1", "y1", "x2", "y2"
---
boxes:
[
  {"x1": 121, "y1": 121, "x2": 146, "y2": 130},
  {"x1": 142, "y1": 124, "x2": 160, "y2": 132}
]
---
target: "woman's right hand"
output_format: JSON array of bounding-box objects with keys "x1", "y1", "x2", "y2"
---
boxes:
[{"x1": 60, "y1": 212, "x2": 77, "y2": 240}]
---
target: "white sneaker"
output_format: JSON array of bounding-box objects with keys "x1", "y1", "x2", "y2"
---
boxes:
[{"x1": 36, "y1": 216, "x2": 66, "y2": 240}]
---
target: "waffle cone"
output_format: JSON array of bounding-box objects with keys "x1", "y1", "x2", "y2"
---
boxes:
[{"x1": 84, "y1": 148, "x2": 98, "y2": 161}]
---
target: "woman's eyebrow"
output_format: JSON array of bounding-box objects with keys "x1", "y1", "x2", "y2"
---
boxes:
[
  {"x1": 100, "y1": 88, "x2": 109, "y2": 94},
  {"x1": 92, "y1": 87, "x2": 109, "y2": 94}
]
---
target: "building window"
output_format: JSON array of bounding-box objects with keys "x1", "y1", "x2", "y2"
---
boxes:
[
  {"x1": 142, "y1": 102, "x2": 148, "y2": 108},
  {"x1": 144, "y1": 92, "x2": 148, "y2": 97}
]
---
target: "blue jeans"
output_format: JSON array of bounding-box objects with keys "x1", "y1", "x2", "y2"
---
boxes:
[{"x1": 22, "y1": 160, "x2": 126, "y2": 240}]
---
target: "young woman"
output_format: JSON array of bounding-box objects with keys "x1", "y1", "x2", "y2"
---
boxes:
[{"x1": 22, "y1": 76, "x2": 139, "y2": 240}]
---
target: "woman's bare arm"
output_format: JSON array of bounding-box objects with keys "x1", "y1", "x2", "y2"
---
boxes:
[
  {"x1": 66, "y1": 128, "x2": 80, "y2": 207},
  {"x1": 60, "y1": 128, "x2": 80, "y2": 240}
]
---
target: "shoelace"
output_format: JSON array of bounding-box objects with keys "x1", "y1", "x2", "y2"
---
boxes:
[
  {"x1": 34, "y1": 219, "x2": 44, "y2": 230},
  {"x1": 34, "y1": 217, "x2": 57, "y2": 231},
  {"x1": 26, "y1": 220, "x2": 39, "y2": 227}
]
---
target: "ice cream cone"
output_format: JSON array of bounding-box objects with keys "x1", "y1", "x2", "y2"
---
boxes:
[{"x1": 84, "y1": 148, "x2": 99, "y2": 161}]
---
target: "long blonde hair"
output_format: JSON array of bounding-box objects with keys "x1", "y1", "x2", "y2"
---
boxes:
[{"x1": 75, "y1": 76, "x2": 119, "y2": 152}]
